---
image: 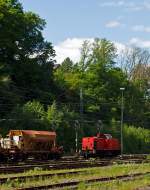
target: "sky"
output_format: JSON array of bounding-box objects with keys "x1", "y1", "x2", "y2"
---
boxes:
[{"x1": 19, "y1": 0, "x2": 150, "y2": 63}]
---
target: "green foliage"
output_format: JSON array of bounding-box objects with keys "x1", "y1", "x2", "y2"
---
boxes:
[
  {"x1": 90, "y1": 38, "x2": 117, "y2": 67},
  {"x1": 46, "y1": 102, "x2": 80, "y2": 152},
  {"x1": 23, "y1": 101, "x2": 45, "y2": 119},
  {"x1": 123, "y1": 125, "x2": 150, "y2": 153},
  {"x1": 46, "y1": 101, "x2": 63, "y2": 129},
  {"x1": 2, "y1": 101, "x2": 47, "y2": 133},
  {"x1": 0, "y1": 0, "x2": 56, "y2": 105},
  {"x1": 0, "y1": 0, "x2": 149, "y2": 153}
]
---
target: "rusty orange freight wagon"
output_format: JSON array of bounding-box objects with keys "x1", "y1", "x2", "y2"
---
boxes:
[{"x1": 0, "y1": 130, "x2": 63, "y2": 161}]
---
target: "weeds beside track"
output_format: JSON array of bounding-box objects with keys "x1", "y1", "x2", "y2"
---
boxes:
[{"x1": 16, "y1": 172, "x2": 150, "y2": 190}]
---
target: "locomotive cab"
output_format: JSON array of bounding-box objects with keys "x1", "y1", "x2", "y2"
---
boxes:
[
  {"x1": 82, "y1": 133, "x2": 120, "y2": 158},
  {"x1": 97, "y1": 133, "x2": 112, "y2": 139}
]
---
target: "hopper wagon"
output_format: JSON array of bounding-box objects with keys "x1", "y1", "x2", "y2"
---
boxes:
[{"x1": 0, "y1": 130, "x2": 63, "y2": 161}]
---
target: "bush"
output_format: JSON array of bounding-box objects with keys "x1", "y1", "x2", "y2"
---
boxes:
[{"x1": 123, "y1": 125, "x2": 150, "y2": 154}]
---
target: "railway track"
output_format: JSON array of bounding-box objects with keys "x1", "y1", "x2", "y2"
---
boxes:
[
  {"x1": 16, "y1": 171, "x2": 150, "y2": 190},
  {"x1": 0, "y1": 170, "x2": 86, "y2": 184},
  {"x1": 0, "y1": 154, "x2": 147, "y2": 167},
  {"x1": 0, "y1": 161, "x2": 109, "y2": 174},
  {"x1": 0, "y1": 158, "x2": 148, "y2": 174},
  {"x1": 0, "y1": 155, "x2": 148, "y2": 189},
  {"x1": 0, "y1": 155, "x2": 148, "y2": 174},
  {"x1": 0, "y1": 160, "x2": 149, "y2": 185}
]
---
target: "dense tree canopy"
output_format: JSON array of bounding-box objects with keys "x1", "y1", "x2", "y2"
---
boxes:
[
  {"x1": 0, "y1": 0, "x2": 149, "y2": 153},
  {"x1": 0, "y1": 0, "x2": 56, "y2": 116}
]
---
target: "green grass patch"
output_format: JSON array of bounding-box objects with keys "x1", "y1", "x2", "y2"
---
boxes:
[
  {"x1": 0, "y1": 163, "x2": 150, "y2": 190},
  {"x1": 84, "y1": 174, "x2": 150, "y2": 190},
  {"x1": 146, "y1": 154, "x2": 150, "y2": 160}
]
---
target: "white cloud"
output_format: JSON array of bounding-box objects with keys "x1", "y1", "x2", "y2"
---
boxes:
[
  {"x1": 54, "y1": 38, "x2": 126, "y2": 64},
  {"x1": 54, "y1": 37, "x2": 150, "y2": 64},
  {"x1": 114, "y1": 42, "x2": 126, "y2": 54},
  {"x1": 99, "y1": 1, "x2": 150, "y2": 12},
  {"x1": 100, "y1": 1, "x2": 125, "y2": 7},
  {"x1": 132, "y1": 25, "x2": 150, "y2": 33},
  {"x1": 129, "y1": 38, "x2": 150, "y2": 48},
  {"x1": 105, "y1": 21, "x2": 122, "y2": 28},
  {"x1": 143, "y1": 1, "x2": 150, "y2": 10},
  {"x1": 54, "y1": 38, "x2": 93, "y2": 64}
]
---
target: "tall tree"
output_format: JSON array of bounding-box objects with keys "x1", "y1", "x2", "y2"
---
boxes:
[
  {"x1": 120, "y1": 47, "x2": 150, "y2": 82},
  {"x1": 0, "y1": 0, "x2": 56, "y2": 106}
]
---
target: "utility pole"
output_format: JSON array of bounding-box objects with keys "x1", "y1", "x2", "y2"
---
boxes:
[
  {"x1": 75, "y1": 120, "x2": 79, "y2": 153},
  {"x1": 80, "y1": 88, "x2": 83, "y2": 122},
  {"x1": 120, "y1": 87, "x2": 125, "y2": 156},
  {"x1": 97, "y1": 120, "x2": 103, "y2": 134}
]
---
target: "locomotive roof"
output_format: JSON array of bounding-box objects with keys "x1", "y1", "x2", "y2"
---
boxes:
[{"x1": 9, "y1": 130, "x2": 56, "y2": 137}]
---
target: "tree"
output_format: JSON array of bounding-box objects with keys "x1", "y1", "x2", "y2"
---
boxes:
[
  {"x1": 54, "y1": 57, "x2": 81, "y2": 105},
  {"x1": 79, "y1": 40, "x2": 91, "y2": 71},
  {"x1": 0, "y1": 0, "x2": 55, "y2": 90},
  {"x1": 0, "y1": 0, "x2": 56, "y2": 120},
  {"x1": 47, "y1": 101, "x2": 63, "y2": 130},
  {"x1": 59, "y1": 57, "x2": 74, "y2": 73},
  {"x1": 119, "y1": 47, "x2": 150, "y2": 128},
  {"x1": 120, "y1": 47, "x2": 150, "y2": 82},
  {"x1": 2, "y1": 101, "x2": 47, "y2": 134},
  {"x1": 90, "y1": 38, "x2": 117, "y2": 68}
]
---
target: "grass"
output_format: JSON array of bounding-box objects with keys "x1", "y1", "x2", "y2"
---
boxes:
[
  {"x1": 146, "y1": 154, "x2": 150, "y2": 160},
  {"x1": 78, "y1": 174, "x2": 150, "y2": 190},
  {"x1": 0, "y1": 163, "x2": 150, "y2": 190}
]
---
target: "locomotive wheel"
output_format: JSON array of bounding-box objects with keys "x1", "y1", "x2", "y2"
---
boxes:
[
  {"x1": 83, "y1": 152, "x2": 89, "y2": 159},
  {"x1": 54, "y1": 154, "x2": 61, "y2": 160},
  {"x1": 48, "y1": 154, "x2": 54, "y2": 160}
]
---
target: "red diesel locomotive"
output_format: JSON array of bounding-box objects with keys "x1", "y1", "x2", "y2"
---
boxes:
[{"x1": 82, "y1": 133, "x2": 120, "y2": 158}]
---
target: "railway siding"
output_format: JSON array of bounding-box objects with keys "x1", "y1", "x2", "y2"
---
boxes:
[
  {"x1": 0, "y1": 161, "x2": 149, "y2": 190},
  {"x1": 0, "y1": 156, "x2": 149, "y2": 174},
  {"x1": 16, "y1": 172, "x2": 150, "y2": 190}
]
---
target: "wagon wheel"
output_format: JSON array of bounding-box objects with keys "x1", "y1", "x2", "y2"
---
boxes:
[
  {"x1": 41, "y1": 154, "x2": 49, "y2": 160},
  {"x1": 34, "y1": 154, "x2": 42, "y2": 160},
  {"x1": 0, "y1": 153, "x2": 6, "y2": 162},
  {"x1": 9, "y1": 154, "x2": 19, "y2": 162},
  {"x1": 20, "y1": 153, "x2": 28, "y2": 162}
]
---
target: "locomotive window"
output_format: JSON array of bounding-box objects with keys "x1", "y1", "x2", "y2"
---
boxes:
[{"x1": 105, "y1": 134, "x2": 112, "y2": 139}]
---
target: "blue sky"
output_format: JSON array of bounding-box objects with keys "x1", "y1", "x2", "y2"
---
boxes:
[{"x1": 19, "y1": 0, "x2": 150, "y2": 63}]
